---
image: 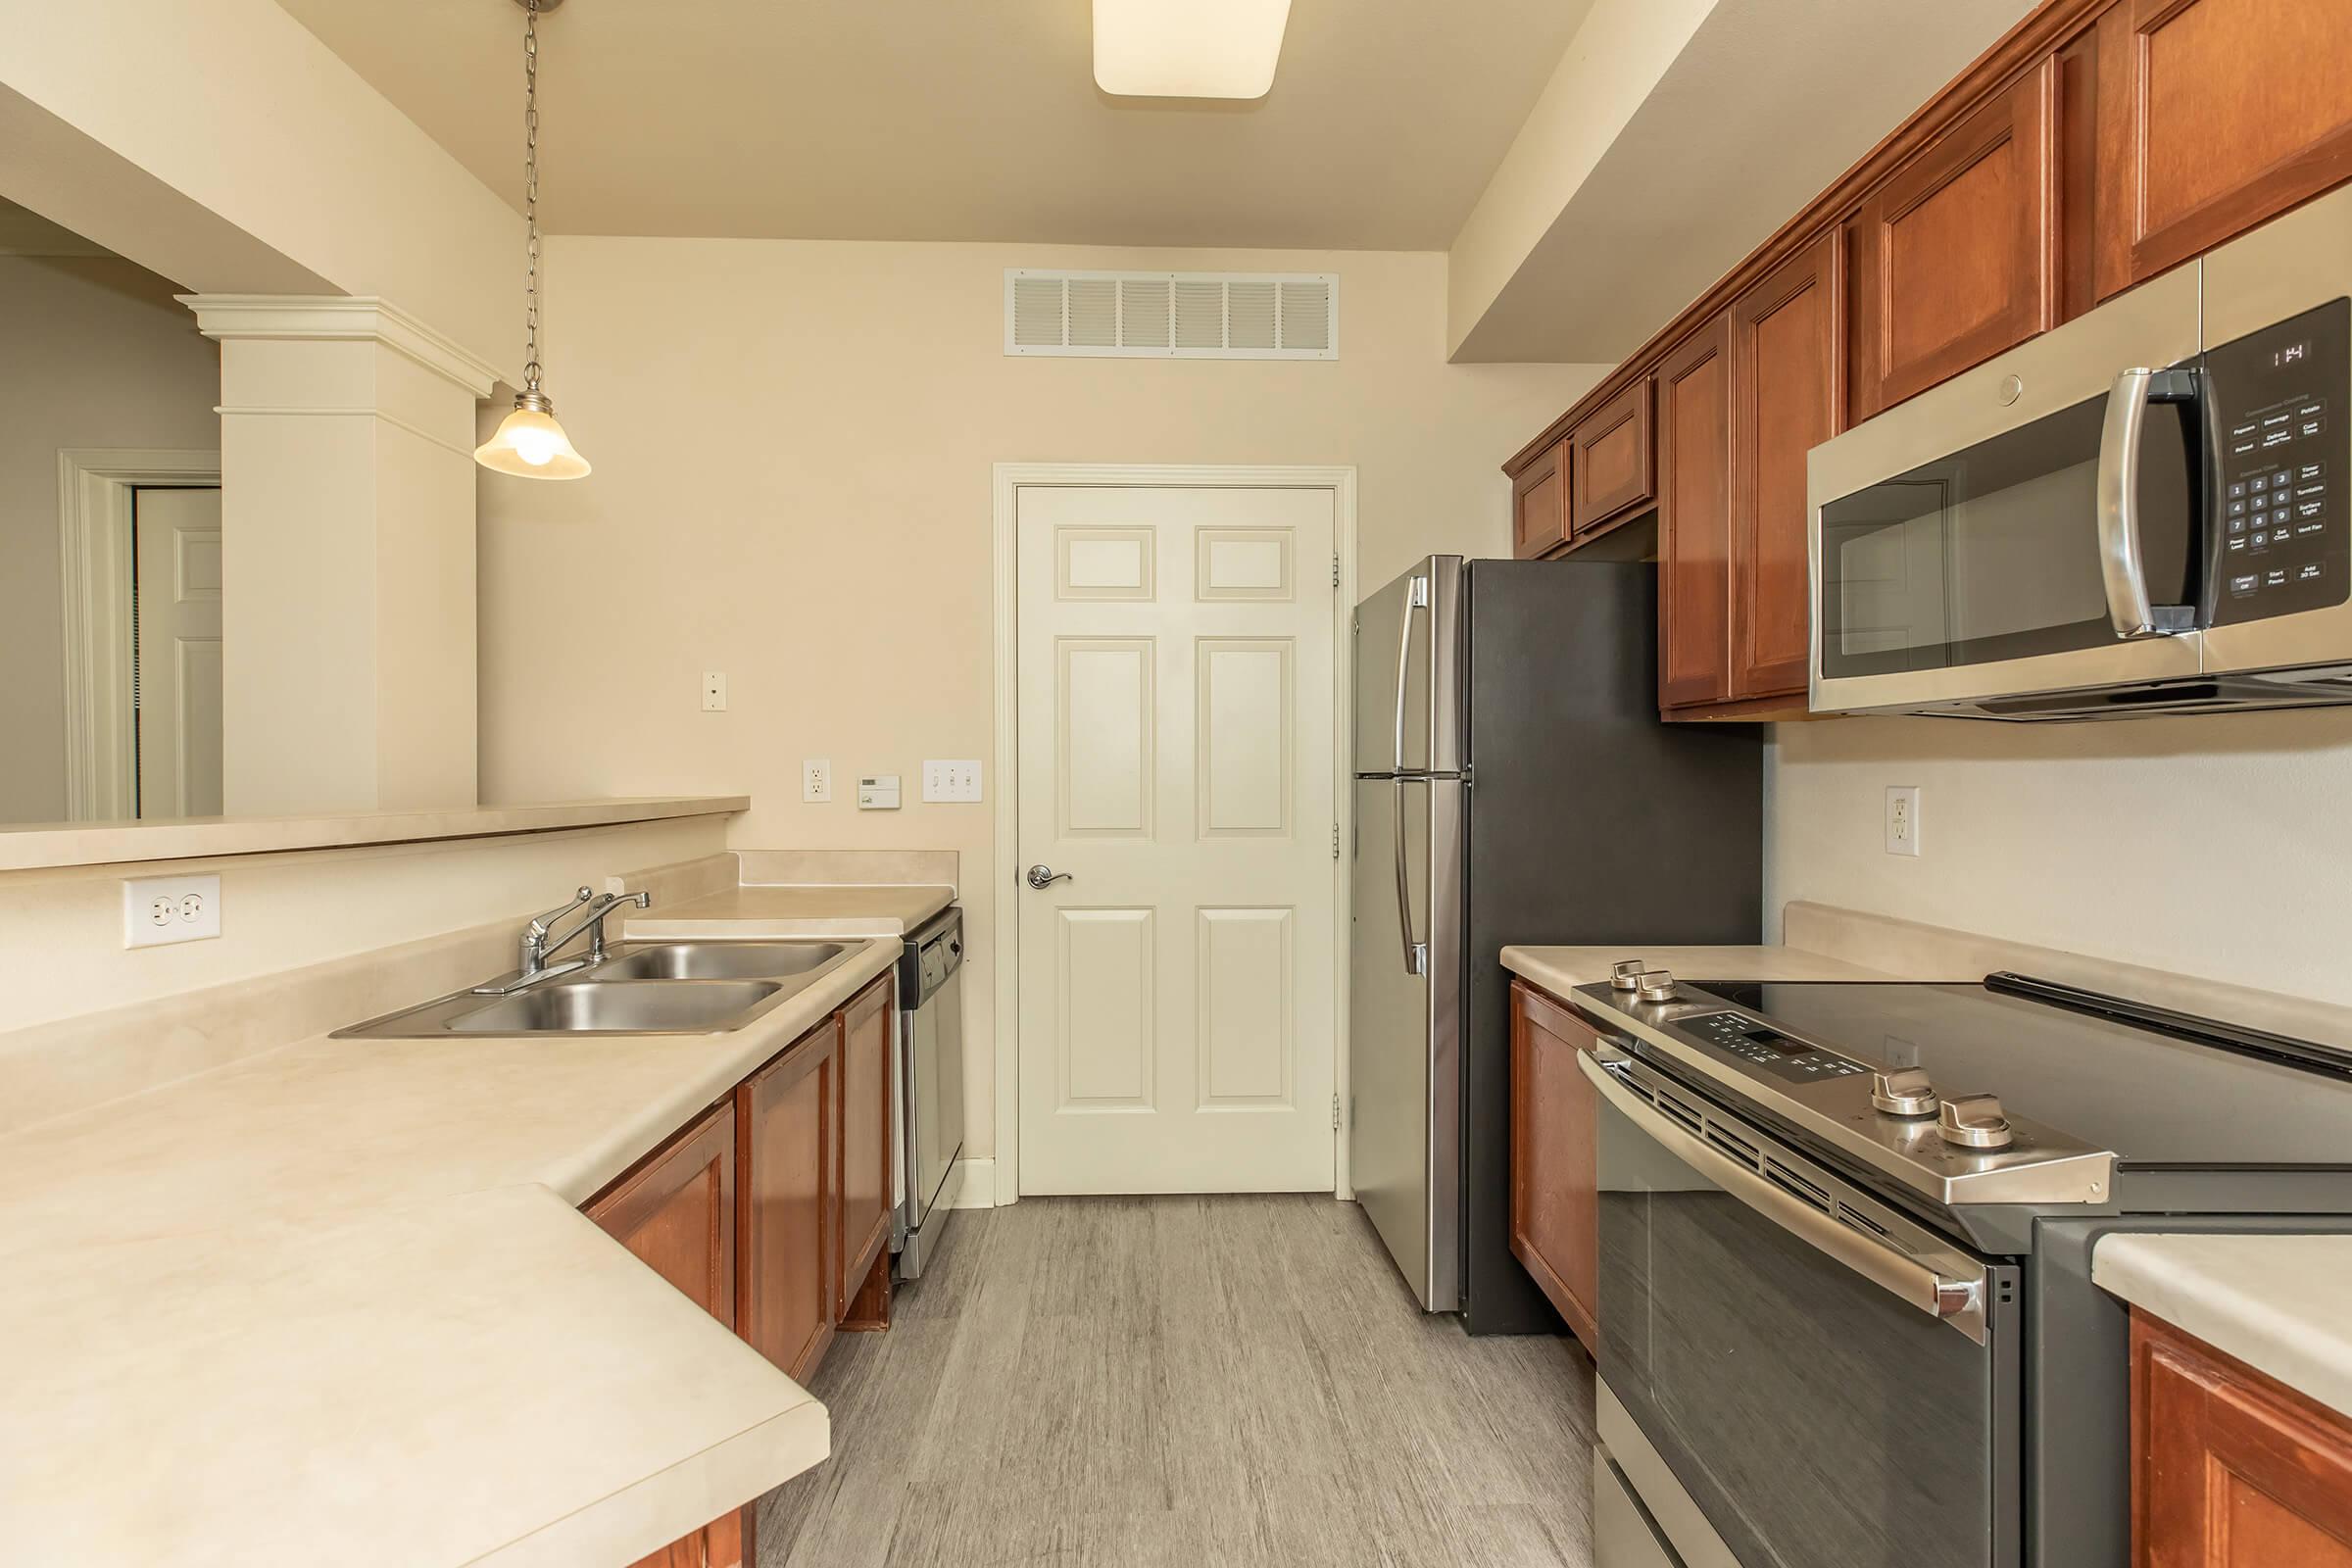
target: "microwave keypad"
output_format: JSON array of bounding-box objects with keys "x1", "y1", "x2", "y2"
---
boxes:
[{"x1": 2210, "y1": 298, "x2": 2349, "y2": 626}]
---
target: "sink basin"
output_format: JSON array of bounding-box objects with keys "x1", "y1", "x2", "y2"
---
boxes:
[
  {"x1": 589, "y1": 941, "x2": 849, "y2": 981},
  {"x1": 446, "y1": 980, "x2": 783, "y2": 1035}
]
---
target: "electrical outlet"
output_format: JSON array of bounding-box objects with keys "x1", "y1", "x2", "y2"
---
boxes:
[
  {"x1": 123, "y1": 873, "x2": 221, "y2": 948},
  {"x1": 1885, "y1": 785, "x2": 1922, "y2": 858},
  {"x1": 922, "y1": 760, "x2": 983, "y2": 803},
  {"x1": 803, "y1": 759, "x2": 832, "y2": 803},
  {"x1": 701, "y1": 670, "x2": 728, "y2": 712}
]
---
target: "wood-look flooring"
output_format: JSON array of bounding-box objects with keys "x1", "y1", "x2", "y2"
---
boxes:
[{"x1": 756, "y1": 1195, "x2": 1596, "y2": 1568}]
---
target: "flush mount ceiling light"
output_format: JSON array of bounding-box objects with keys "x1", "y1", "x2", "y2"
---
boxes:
[
  {"x1": 1092, "y1": 0, "x2": 1295, "y2": 100},
  {"x1": 475, "y1": 0, "x2": 590, "y2": 480}
]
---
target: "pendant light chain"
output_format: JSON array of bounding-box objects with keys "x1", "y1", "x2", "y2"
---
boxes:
[{"x1": 521, "y1": 0, "x2": 543, "y2": 394}]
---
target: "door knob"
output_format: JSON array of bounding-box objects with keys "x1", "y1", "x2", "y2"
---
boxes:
[{"x1": 1026, "y1": 864, "x2": 1073, "y2": 890}]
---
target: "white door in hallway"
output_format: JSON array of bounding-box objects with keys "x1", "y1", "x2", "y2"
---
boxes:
[
  {"x1": 1015, "y1": 484, "x2": 1338, "y2": 1194},
  {"x1": 133, "y1": 486, "x2": 224, "y2": 818}
]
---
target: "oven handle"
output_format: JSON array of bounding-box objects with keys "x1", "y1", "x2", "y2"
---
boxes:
[
  {"x1": 1580, "y1": 1051, "x2": 1987, "y2": 1343},
  {"x1": 2096, "y1": 366, "x2": 2199, "y2": 640}
]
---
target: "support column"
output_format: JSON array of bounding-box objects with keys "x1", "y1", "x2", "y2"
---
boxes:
[{"x1": 182, "y1": 296, "x2": 497, "y2": 815}]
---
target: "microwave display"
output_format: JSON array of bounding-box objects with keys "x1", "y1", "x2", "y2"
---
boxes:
[{"x1": 2204, "y1": 297, "x2": 2348, "y2": 627}]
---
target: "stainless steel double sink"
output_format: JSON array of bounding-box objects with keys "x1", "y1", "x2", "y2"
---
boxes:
[{"x1": 333, "y1": 941, "x2": 857, "y2": 1039}]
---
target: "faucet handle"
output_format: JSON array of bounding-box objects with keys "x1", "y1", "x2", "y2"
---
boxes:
[{"x1": 527, "y1": 886, "x2": 597, "y2": 937}]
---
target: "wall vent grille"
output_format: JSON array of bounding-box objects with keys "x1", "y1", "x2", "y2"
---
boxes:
[{"x1": 1005, "y1": 270, "x2": 1339, "y2": 360}]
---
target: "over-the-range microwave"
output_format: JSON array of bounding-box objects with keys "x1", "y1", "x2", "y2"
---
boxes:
[{"x1": 1807, "y1": 181, "x2": 2352, "y2": 720}]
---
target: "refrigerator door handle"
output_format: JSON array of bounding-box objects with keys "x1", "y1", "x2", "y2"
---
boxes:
[
  {"x1": 1393, "y1": 778, "x2": 1426, "y2": 975},
  {"x1": 1390, "y1": 572, "x2": 1428, "y2": 771}
]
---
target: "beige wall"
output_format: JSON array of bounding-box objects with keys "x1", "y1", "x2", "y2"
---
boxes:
[
  {"x1": 1766, "y1": 710, "x2": 2352, "y2": 1007},
  {"x1": 0, "y1": 254, "x2": 220, "y2": 823},
  {"x1": 478, "y1": 237, "x2": 1605, "y2": 1156}
]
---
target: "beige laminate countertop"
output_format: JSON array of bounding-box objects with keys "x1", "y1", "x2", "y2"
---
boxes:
[
  {"x1": 0, "y1": 930, "x2": 902, "y2": 1567},
  {"x1": 2095, "y1": 1233, "x2": 2352, "y2": 1421},
  {"x1": 1499, "y1": 943, "x2": 1913, "y2": 999},
  {"x1": 628, "y1": 883, "x2": 956, "y2": 939}
]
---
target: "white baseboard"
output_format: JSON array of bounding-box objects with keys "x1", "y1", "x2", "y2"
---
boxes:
[{"x1": 947, "y1": 1156, "x2": 999, "y2": 1208}]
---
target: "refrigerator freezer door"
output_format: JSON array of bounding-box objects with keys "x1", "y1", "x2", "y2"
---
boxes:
[
  {"x1": 1349, "y1": 774, "x2": 1462, "y2": 1310},
  {"x1": 1352, "y1": 556, "x2": 1463, "y2": 776}
]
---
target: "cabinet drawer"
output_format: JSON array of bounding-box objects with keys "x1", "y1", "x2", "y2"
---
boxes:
[{"x1": 1569, "y1": 378, "x2": 1655, "y2": 534}]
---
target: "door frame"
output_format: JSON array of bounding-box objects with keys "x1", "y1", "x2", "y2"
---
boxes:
[
  {"x1": 990, "y1": 463, "x2": 1359, "y2": 1207},
  {"x1": 56, "y1": 449, "x2": 222, "y2": 820}
]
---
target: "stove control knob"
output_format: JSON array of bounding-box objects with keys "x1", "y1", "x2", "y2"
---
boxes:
[
  {"x1": 1634, "y1": 969, "x2": 1678, "y2": 1004},
  {"x1": 1609, "y1": 959, "x2": 1647, "y2": 992},
  {"x1": 1870, "y1": 1067, "x2": 1940, "y2": 1118},
  {"x1": 1937, "y1": 1093, "x2": 2014, "y2": 1152}
]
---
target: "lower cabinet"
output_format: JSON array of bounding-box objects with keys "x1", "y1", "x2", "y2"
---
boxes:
[
  {"x1": 2133, "y1": 1309, "x2": 2352, "y2": 1566},
  {"x1": 1508, "y1": 979, "x2": 1601, "y2": 1353},
  {"x1": 585, "y1": 1102, "x2": 748, "y2": 1568},
  {"x1": 836, "y1": 974, "x2": 896, "y2": 1324},
  {"x1": 738, "y1": 1018, "x2": 839, "y2": 1384}
]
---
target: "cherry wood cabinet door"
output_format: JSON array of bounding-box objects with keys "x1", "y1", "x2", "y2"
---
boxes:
[
  {"x1": 835, "y1": 974, "x2": 895, "y2": 1322},
  {"x1": 737, "y1": 1018, "x2": 839, "y2": 1385},
  {"x1": 1509, "y1": 980, "x2": 1600, "y2": 1353},
  {"x1": 1851, "y1": 60, "x2": 2057, "y2": 419},
  {"x1": 1655, "y1": 313, "x2": 1737, "y2": 710},
  {"x1": 2133, "y1": 1310, "x2": 2352, "y2": 1566},
  {"x1": 1511, "y1": 437, "x2": 1570, "y2": 559},
  {"x1": 1731, "y1": 228, "x2": 1842, "y2": 702},
  {"x1": 1568, "y1": 377, "x2": 1655, "y2": 536},
  {"x1": 2094, "y1": 0, "x2": 2352, "y2": 300},
  {"x1": 585, "y1": 1103, "x2": 746, "y2": 1568}
]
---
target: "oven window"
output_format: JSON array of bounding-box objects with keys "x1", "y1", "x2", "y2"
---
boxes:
[
  {"x1": 1597, "y1": 1093, "x2": 2007, "y2": 1568},
  {"x1": 1818, "y1": 392, "x2": 2196, "y2": 678}
]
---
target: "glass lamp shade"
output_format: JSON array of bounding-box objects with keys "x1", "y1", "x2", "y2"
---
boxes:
[{"x1": 474, "y1": 402, "x2": 592, "y2": 479}]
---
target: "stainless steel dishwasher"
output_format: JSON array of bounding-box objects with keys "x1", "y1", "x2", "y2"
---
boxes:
[{"x1": 893, "y1": 906, "x2": 964, "y2": 1279}]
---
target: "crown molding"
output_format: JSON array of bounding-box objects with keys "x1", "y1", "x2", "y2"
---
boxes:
[{"x1": 176, "y1": 294, "x2": 502, "y2": 398}]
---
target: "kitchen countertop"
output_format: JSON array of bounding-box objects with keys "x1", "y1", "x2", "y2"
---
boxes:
[
  {"x1": 1500, "y1": 943, "x2": 1909, "y2": 1000},
  {"x1": 2094, "y1": 1233, "x2": 2352, "y2": 1421},
  {"x1": 0, "y1": 926, "x2": 901, "y2": 1566},
  {"x1": 629, "y1": 883, "x2": 956, "y2": 939}
]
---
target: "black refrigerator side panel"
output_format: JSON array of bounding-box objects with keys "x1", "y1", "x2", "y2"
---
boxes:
[{"x1": 1458, "y1": 559, "x2": 1763, "y2": 1337}]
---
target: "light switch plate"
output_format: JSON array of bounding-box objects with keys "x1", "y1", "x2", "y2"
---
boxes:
[
  {"x1": 1885, "y1": 785, "x2": 1922, "y2": 857},
  {"x1": 124, "y1": 873, "x2": 221, "y2": 948},
  {"x1": 922, "y1": 760, "x2": 983, "y2": 803},
  {"x1": 803, "y1": 759, "x2": 832, "y2": 803}
]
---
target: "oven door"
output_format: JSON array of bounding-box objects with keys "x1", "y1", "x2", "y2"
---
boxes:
[
  {"x1": 1585, "y1": 1050, "x2": 2020, "y2": 1568},
  {"x1": 1808, "y1": 262, "x2": 2205, "y2": 716}
]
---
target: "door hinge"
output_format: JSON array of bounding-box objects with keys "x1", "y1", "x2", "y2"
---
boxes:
[
  {"x1": 1332, "y1": 553, "x2": 1342, "y2": 590},
  {"x1": 1332, "y1": 1093, "x2": 1342, "y2": 1131},
  {"x1": 1332, "y1": 820, "x2": 1341, "y2": 859}
]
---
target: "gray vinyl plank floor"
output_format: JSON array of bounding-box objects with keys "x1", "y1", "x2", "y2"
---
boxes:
[{"x1": 755, "y1": 1195, "x2": 1596, "y2": 1568}]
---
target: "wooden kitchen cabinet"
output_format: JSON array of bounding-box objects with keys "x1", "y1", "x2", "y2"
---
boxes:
[
  {"x1": 1655, "y1": 313, "x2": 1737, "y2": 710},
  {"x1": 1509, "y1": 980, "x2": 1601, "y2": 1353},
  {"x1": 1512, "y1": 436, "x2": 1570, "y2": 559},
  {"x1": 2132, "y1": 1309, "x2": 2352, "y2": 1565},
  {"x1": 2093, "y1": 0, "x2": 2352, "y2": 302},
  {"x1": 585, "y1": 1102, "x2": 748, "y2": 1568},
  {"x1": 737, "y1": 1017, "x2": 839, "y2": 1385},
  {"x1": 1731, "y1": 229, "x2": 1842, "y2": 703},
  {"x1": 1568, "y1": 377, "x2": 1655, "y2": 537},
  {"x1": 1850, "y1": 59, "x2": 2058, "y2": 419},
  {"x1": 835, "y1": 973, "x2": 895, "y2": 1325}
]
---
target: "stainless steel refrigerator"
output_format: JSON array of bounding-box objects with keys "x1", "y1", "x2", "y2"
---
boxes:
[{"x1": 1350, "y1": 556, "x2": 1762, "y2": 1334}]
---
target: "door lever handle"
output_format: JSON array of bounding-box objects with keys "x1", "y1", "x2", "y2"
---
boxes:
[{"x1": 1026, "y1": 864, "x2": 1073, "y2": 890}]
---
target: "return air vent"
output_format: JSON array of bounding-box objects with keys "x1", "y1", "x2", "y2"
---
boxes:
[{"x1": 1005, "y1": 270, "x2": 1339, "y2": 360}]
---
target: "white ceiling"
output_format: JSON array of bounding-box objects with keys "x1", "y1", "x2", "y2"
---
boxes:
[
  {"x1": 0, "y1": 197, "x2": 114, "y2": 258},
  {"x1": 273, "y1": 0, "x2": 1597, "y2": 248}
]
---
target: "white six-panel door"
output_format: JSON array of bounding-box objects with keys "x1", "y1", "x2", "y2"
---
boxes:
[
  {"x1": 1015, "y1": 485, "x2": 1337, "y2": 1194},
  {"x1": 132, "y1": 486, "x2": 224, "y2": 818}
]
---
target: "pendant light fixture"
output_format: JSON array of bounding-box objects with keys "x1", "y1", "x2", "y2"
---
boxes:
[{"x1": 475, "y1": 0, "x2": 591, "y2": 479}]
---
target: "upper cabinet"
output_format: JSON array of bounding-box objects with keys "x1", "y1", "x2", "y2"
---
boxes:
[
  {"x1": 1500, "y1": 0, "x2": 2352, "y2": 716},
  {"x1": 2091, "y1": 0, "x2": 2352, "y2": 300},
  {"x1": 1850, "y1": 61, "x2": 2058, "y2": 419}
]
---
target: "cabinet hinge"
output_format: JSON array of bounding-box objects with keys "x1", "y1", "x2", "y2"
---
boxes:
[{"x1": 1332, "y1": 1093, "x2": 1342, "y2": 1131}]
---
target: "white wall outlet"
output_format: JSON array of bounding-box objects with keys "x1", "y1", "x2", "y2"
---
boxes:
[
  {"x1": 803, "y1": 759, "x2": 832, "y2": 803},
  {"x1": 922, "y1": 760, "x2": 983, "y2": 803},
  {"x1": 123, "y1": 873, "x2": 221, "y2": 948},
  {"x1": 1885, "y1": 785, "x2": 1923, "y2": 858},
  {"x1": 701, "y1": 670, "x2": 728, "y2": 712},
  {"x1": 858, "y1": 774, "x2": 903, "y2": 809}
]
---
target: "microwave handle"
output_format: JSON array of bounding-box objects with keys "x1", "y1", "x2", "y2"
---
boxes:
[{"x1": 2096, "y1": 367, "x2": 2198, "y2": 639}]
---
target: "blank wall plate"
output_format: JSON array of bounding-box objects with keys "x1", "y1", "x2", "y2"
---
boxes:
[
  {"x1": 124, "y1": 872, "x2": 221, "y2": 948},
  {"x1": 922, "y1": 760, "x2": 983, "y2": 803},
  {"x1": 803, "y1": 759, "x2": 832, "y2": 803},
  {"x1": 1885, "y1": 785, "x2": 1922, "y2": 857}
]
